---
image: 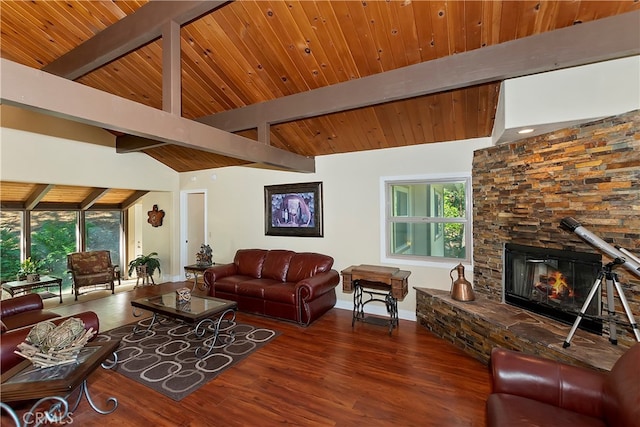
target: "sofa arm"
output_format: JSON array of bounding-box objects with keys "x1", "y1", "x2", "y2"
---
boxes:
[
  {"x1": 296, "y1": 270, "x2": 340, "y2": 300},
  {"x1": 490, "y1": 347, "x2": 606, "y2": 418},
  {"x1": 204, "y1": 264, "x2": 238, "y2": 288},
  {"x1": 1, "y1": 311, "x2": 100, "y2": 373},
  {"x1": 0, "y1": 294, "x2": 44, "y2": 319}
]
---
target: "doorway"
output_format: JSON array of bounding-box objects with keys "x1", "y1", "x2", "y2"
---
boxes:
[{"x1": 180, "y1": 190, "x2": 207, "y2": 278}]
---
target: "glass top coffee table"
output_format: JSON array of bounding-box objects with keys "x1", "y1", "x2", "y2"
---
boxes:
[
  {"x1": 1, "y1": 340, "x2": 120, "y2": 423},
  {"x1": 130, "y1": 293, "x2": 237, "y2": 357}
]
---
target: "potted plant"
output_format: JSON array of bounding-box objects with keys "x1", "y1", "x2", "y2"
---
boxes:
[
  {"x1": 19, "y1": 257, "x2": 41, "y2": 283},
  {"x1": 128, "y1": 252, "x2": 161, "y2": 279}
]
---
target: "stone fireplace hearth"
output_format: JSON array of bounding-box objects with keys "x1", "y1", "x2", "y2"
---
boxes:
[
  {"x1": 417, "y1": 110, "x2": 640, "y2": 370},
  {"x1": 415, "y1": 287, "x2": 625, "y2": 371}
]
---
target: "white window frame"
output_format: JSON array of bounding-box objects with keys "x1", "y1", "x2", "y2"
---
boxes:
[{"x1": 380, "y1": 173, "x2": 473, "y2": 268}]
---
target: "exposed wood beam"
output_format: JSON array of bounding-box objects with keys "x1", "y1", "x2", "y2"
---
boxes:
[
  {"x1": 162, "y1": 19, "x2": 181, "y2": 116},
  {"x1": 198, "y1": 10, "x2": 640, "y2": 132},
  {"x1": 121, "y1": 191, "x2": 150, "y2": 211},
  {"x1": 258, "y1": 122, "x2": 270, "y2": 145},
  {"x1": 1, "y1": 202, "x2": 24, "y2": 210},
  {"x1": 0, "y1": 59, "x2": 315, "y2": 172},
  {"x1": 81, "y1": 188, "x2": 110, "y2": 210},
  {"x1": 25, "y1": 184, "x2": 53, "y2": 210},
  {"x1": 42, "y1": 1, "x2": 229, "y2": 80}
]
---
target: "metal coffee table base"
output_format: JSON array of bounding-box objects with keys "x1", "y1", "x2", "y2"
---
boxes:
[
  {"x1": 132, "y1": 308, "x2": 237, "y2": 358},
  {"x1": 0, "y1": 358, "x2": 118, "y2": 427},
  {"x1": 194, "y1": 308, "x2": 237, "y2": 357}
]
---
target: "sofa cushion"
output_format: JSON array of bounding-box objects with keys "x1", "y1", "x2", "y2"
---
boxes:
[
  {"x1": 234, "y1": 249, "x2": 267, "y2": 278},
  {"x1": 73, "y1": 272, "x2": 113, "y2": 286},
  {"x1": 262, "y1": 282, "x2": 297, "y2": 304},
  {"x1": 237, "y1": 279, "x2": 281, "y2": 298},
  {"x1": 68, "y1": 250, "x2": 112, "y2": 275},
  {"x1": 215, "y1": 275, "x2": 254, "y2": 294},
  {"x1": 487, "y1": 394, "x2": 605, "y2": 427},
  {"x1": 261, "y1": 250, "x2": 295, "y2": 282},
  {"x1": 286, "y1": 253, "x2": 334, "y2": 283}
]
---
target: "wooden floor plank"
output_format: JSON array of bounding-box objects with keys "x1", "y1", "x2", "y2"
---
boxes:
[{"x1": 3, "y1": 281, "x2": 490, "y2": 426}]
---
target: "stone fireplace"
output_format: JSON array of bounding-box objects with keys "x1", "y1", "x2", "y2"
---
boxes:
[{"x1": 416, "y1": 109, "x2": 640, "y2": 371}]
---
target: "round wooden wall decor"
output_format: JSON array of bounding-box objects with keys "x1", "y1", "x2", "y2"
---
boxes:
[{"x1": 147, "y1": 204, "x2": 165, "y2": 227}]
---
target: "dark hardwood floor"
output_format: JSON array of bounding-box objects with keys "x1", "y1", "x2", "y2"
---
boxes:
[{"x1": 4, "y1": 282, "x2": 491, "y2": 426}]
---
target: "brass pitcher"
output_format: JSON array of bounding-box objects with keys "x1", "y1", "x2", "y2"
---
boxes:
[{"x1": 450, "y1": 263, "x2": 475, "y2": 302}]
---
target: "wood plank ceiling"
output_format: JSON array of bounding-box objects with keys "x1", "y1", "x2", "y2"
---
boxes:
[{"x1": 1, "y1": 0, "x2": 638, "y2": 207}]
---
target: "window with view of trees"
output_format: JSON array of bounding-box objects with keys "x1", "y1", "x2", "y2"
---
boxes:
[
  {"x1": 384, "y1": 176, "x2": 471, "y2": 264},
  {"x1": 86, "y1": 211, "x2": 122, "y2": 266},
  {"x1": 0, "y1": 211, "x2": 23, "y2": 281},
  {"x1": 31, "y1": 211, "x2": 78, "y2": 288},
  {"x1": 0, "y1": 210, "x2": 123, "y2": 291}
]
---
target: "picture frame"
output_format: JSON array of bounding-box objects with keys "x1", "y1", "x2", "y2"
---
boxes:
[{"x1": 265, "y1": 182, "x2": 323, "y2": 237}]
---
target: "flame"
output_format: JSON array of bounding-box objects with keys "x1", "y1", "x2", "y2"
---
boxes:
[{"x1": 547, "y1": 271, "x2": 574, "y2": 299}]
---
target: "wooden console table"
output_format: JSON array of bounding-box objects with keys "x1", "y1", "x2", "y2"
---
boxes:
[{"x1": 341, "y1": 265, "x2": 410, "y2": 335}]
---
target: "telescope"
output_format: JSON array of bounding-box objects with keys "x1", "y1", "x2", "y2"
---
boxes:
[
  {"x1": 560, "y1": 217, "x2": 640, "y2": 278},
  {"x1": 560, "y1": 217, "x2": 640, "y2": 347}
]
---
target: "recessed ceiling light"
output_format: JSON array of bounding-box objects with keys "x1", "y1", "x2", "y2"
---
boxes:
[{"x1": 518, "y1": 128, "x2": 535, "y2": 134}]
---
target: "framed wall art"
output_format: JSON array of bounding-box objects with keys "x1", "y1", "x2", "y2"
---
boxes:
[{"x1": 265, "y1": 182, "x2": 323, "y2": 237}]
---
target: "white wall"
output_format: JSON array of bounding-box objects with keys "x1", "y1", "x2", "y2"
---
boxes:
[
  {"x1": 494, "y1": 55, "x2": 640, "y2": 143},
  {"x1": 504, "y1": 56, "x2": 640, "y2": 128},
  {"x1": 180, "y1": 137, "x2": 492, "y2": 320}
]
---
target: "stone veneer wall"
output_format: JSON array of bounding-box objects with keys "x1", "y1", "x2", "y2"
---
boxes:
[{"x1": 472, "y1": 109, "x2": 640, "y2": 346}]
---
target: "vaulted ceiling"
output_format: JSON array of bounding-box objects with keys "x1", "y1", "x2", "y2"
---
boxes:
[{"x1": 1, "y1": 1, "x2": 638, "y2": 207}]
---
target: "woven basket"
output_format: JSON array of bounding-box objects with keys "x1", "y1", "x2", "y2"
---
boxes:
[{"x1": 15, "y1": 318, "x2": 96, "y2": 368}]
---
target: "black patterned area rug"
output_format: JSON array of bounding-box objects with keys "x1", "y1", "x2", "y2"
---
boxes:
[{"x1": 94, "y1": 317, "x2": 280, "y2": 401}]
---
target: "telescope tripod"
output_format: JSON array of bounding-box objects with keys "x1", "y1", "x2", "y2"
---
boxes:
[{"x1": 563, "y1": 259, "x2": 640, "y2": 348}]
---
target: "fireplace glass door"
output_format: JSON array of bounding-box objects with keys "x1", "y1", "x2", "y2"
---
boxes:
[{"x1": 504, "y1": 243, "x2": 603, "y2": 334}]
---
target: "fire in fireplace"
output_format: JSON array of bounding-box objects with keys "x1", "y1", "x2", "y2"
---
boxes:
[{"x1": 504, "y1": 243, "x2": 603, "y2": 335}]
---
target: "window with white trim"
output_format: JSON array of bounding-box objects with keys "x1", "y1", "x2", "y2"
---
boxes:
[{"x1": 384, "y1": 176, "x2": 471, "y2": 264}]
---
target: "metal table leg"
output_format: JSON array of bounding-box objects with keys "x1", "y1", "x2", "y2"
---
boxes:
[{"x1": 194, "y1": 308, "x2": 237, "y2": 357}]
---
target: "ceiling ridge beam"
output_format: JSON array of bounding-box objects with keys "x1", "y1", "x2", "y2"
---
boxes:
[
  {"x1": 0, "y1": 59, "x2": 315, "y2": 173},
  {"x1": 197, "y1": 10, "x2": 640, "y2": 132},
  {"x1": 42, "y1": 1, "x2": 229, "y2": 80}
]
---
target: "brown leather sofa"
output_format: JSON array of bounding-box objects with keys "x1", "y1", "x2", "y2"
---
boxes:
[
  {"x1": 1, "y1": 294, "x2": 100, "y2": 372},
  {"x1": 204, "y1": 249, "x2": 340, "y2": 325},
  {"x1": 487, "y1": 343, "x2": 640, "y2": 427}
]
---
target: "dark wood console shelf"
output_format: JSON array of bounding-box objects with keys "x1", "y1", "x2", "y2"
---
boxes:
[{"x1": 415, "y1": 287, "x2": 627, "y2": 372}]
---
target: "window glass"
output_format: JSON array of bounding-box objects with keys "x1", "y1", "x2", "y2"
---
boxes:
[
  {"x1": 86, "y1": 211, "x2": 122, "y2": 267},
  {"x1": 31, "y1": 211, "x2": 78, "y2": 288},
  {"x1": 1, "y1": 210, "x2": 23, "y2": 281},
  {"x1": 386, "y1": 178, "x2": 470, "y2": 263}
]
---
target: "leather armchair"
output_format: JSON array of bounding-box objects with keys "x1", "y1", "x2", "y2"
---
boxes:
[
  {"x1": 487, "y1": 343, "x2": 640, "y2": 427},
  {"x1": 1, "y1": 294, "x2": 100, "y2": 372},
  {"x1": 1, "y1": 293, "x2": 59, "y2": 331}
]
